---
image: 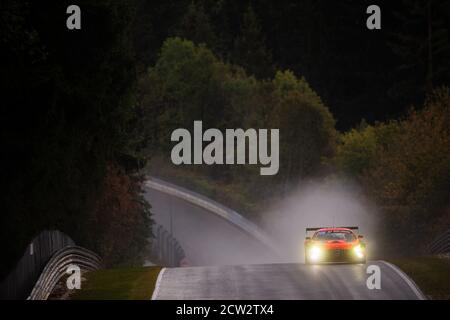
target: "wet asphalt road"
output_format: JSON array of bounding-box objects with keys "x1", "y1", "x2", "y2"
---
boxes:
[
  {"x1": 152, "y1": 261, "x2": 424, "y2": 300},
  {"x1": 145, "y1": 179, "x2": 424, "y2": 300},
  {"x1": 145, "y1": 186, "x2": 277, "y2": 266}
]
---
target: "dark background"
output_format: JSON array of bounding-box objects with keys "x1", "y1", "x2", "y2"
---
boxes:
[
  {"x1": 1, "y1": 0, "x2": 449, "y2": 278},
  {"x1": 133, "y1": 0, "x2": 450, "y2": 129}
]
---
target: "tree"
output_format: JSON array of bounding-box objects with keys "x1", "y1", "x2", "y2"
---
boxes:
[
  {"x1": 390, "y1": 0, "x2": 450, "y2": 96},
  {"x1": 142, "y1": 38, "x2": 230, "y2": 151},
  {"x1": 232, "y1": 5, "x2": 273, "y2": 79},
  {"x1": 331, "y1": 87, "x2": 450, "y2": 254},
  {"x1": 1, "y1": 0, "x2": 152, "y2": 277},
  {"x1": 332, "y1": 121, "x2": 402, "y2": 177},
  {"x1": 363, "y1": 88, "x2": 450, "y2": 253},
  {"x1": 269, "y1": 71, "x2": 337, "y2": 188},
  {"x1": 176, "y1": 1, "x2": 218, "y2": 50}
]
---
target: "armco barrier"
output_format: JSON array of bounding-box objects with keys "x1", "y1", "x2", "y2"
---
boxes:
[
  {"x1": 428, "y1": 230, "x2": 450, "y2": 255},
  {"x1": 0, "y1": 230, "x2": 75, "y2": 300},
  {"x1": 28, "y1": 246, "x2": 101, "y2": 300},
  {"x1": 151, "y1": 224, "x2": 185, "y2": 267}
]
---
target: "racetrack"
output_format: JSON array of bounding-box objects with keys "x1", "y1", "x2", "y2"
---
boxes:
[
  {"x1": 152, "y1": 262, "x2": 425, "y2": 300},
  {"x1": 145, "y1": 180, "x2": 278, "y2": 266},
  {"x1": 146, "y1": 179, "x2": 425, "y2": 300}
]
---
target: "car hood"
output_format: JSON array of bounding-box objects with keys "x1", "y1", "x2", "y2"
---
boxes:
[{"x1": 311, "y1": 240, "x2": 358, "y2": 249}]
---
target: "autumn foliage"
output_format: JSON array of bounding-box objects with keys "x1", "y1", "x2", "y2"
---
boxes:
[
  {"x1": 334, "y1": 88, "x2": 450, "y2": 253},
  {"x1": 83, "y1": 164, "x2": 152, "y2": 267}
]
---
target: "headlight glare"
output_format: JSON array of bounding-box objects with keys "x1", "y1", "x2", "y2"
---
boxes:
[
  {"x1": 353, "y1": 244, "x2": 364, "y2": 258},
  {"x1": 309, "y1": 246, "x2": 322, "y2": 261}
]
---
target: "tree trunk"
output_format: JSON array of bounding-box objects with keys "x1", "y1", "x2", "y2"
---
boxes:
[{"x1": 426, "y1": 0, "x2": 433, "y2": 92}]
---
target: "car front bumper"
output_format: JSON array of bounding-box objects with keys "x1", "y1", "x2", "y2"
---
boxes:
[{"x1": 306, "y1": 248, "x2": 366, "y2": 264}]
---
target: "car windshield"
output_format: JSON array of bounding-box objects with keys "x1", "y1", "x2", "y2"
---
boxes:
[{"x1": 313, "y1": 230, "x2": 355, "y2": 242}]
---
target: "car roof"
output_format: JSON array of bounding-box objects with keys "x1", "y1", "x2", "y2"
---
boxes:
[{"x1": 316, "y1": 227, "x2": 355, "y2": 232}]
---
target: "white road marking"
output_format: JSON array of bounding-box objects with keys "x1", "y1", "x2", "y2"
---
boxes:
[
  {"x1": 378, "y1": 260, "x2": 426, "y2": 300},
  {"x1": 151, "y1": 268, "x2": 166, "y2": 300}
]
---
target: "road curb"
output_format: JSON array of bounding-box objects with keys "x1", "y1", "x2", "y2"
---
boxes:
[
  {"x1": 378, "y1": 260, "x2": 426, "y2": 300},
  {"x1": 151, "y1": 267, "x2": 166, "y2": 300}
]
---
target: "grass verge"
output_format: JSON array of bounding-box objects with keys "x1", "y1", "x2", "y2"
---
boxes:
[
  {"x1": 388, "y1": 256, "x2": 450, "y2": 300},
  {"x1": 70, "y1": 266, "x2": 162, "y2": 300}
]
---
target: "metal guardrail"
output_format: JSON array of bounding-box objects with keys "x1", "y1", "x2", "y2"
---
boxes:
[
  {"x1": 151, "y1": 225, "x2": 186, "y2": 267},
  {"x1": 145, "y1": 177, "x2": 280, "y2": 254},
  {"x1": 0, "y1": 230, "x2": 75, "y2": 300},
  {"x1": 27, "y1": 246, "x2": 102, "y2": 300},
  {"x1": 428, "y1": 230, "x2": 450, "y2": 255}
]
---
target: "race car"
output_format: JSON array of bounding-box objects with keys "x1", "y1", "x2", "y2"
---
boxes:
[{"x1": 304, "y1": 227, "x2": 366, "y2": 264}]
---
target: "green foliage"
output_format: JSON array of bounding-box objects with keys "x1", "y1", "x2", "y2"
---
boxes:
[
  {"x1": 141, "y1": 37, "x2": 259, "y2": 180},
  {"x1": 364, "y1": 88, "x2": 450, "y2": 226},
  {"x1": 176, "y1": 1, "x2": 218, "y2": 51},
  {"x1": 232, "y1": 5, "x2": 273, "y2": 79},
  {"x1": 140, "y1": 38, "x2": 337, "y2": 213},
  {"x1": 333, "y1": 121, "x2": 402, "y2": 176},
  {"x1": 334, "y1": 127, "x2": 378, "y2": 176},
  {"x1": 130, "y1": 1, "x2": 450, "y2": 130},
  {"x1": 146, "y1": 38, "x2": 229, "y2": 149},
  {"x1": 269, "y1": 71, "x2": 337, "y2": 184},
  {"x1": 332, "y1": 88, "x2": 450, "y2": 253}
]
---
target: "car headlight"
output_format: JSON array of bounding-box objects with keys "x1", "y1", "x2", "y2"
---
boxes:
[
  {"x1": 353, "y1": 244, "x2": 364, "y2": 258},
  {"x1": 309, "y1": 246, "x2": 322, "y2": 261}
]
